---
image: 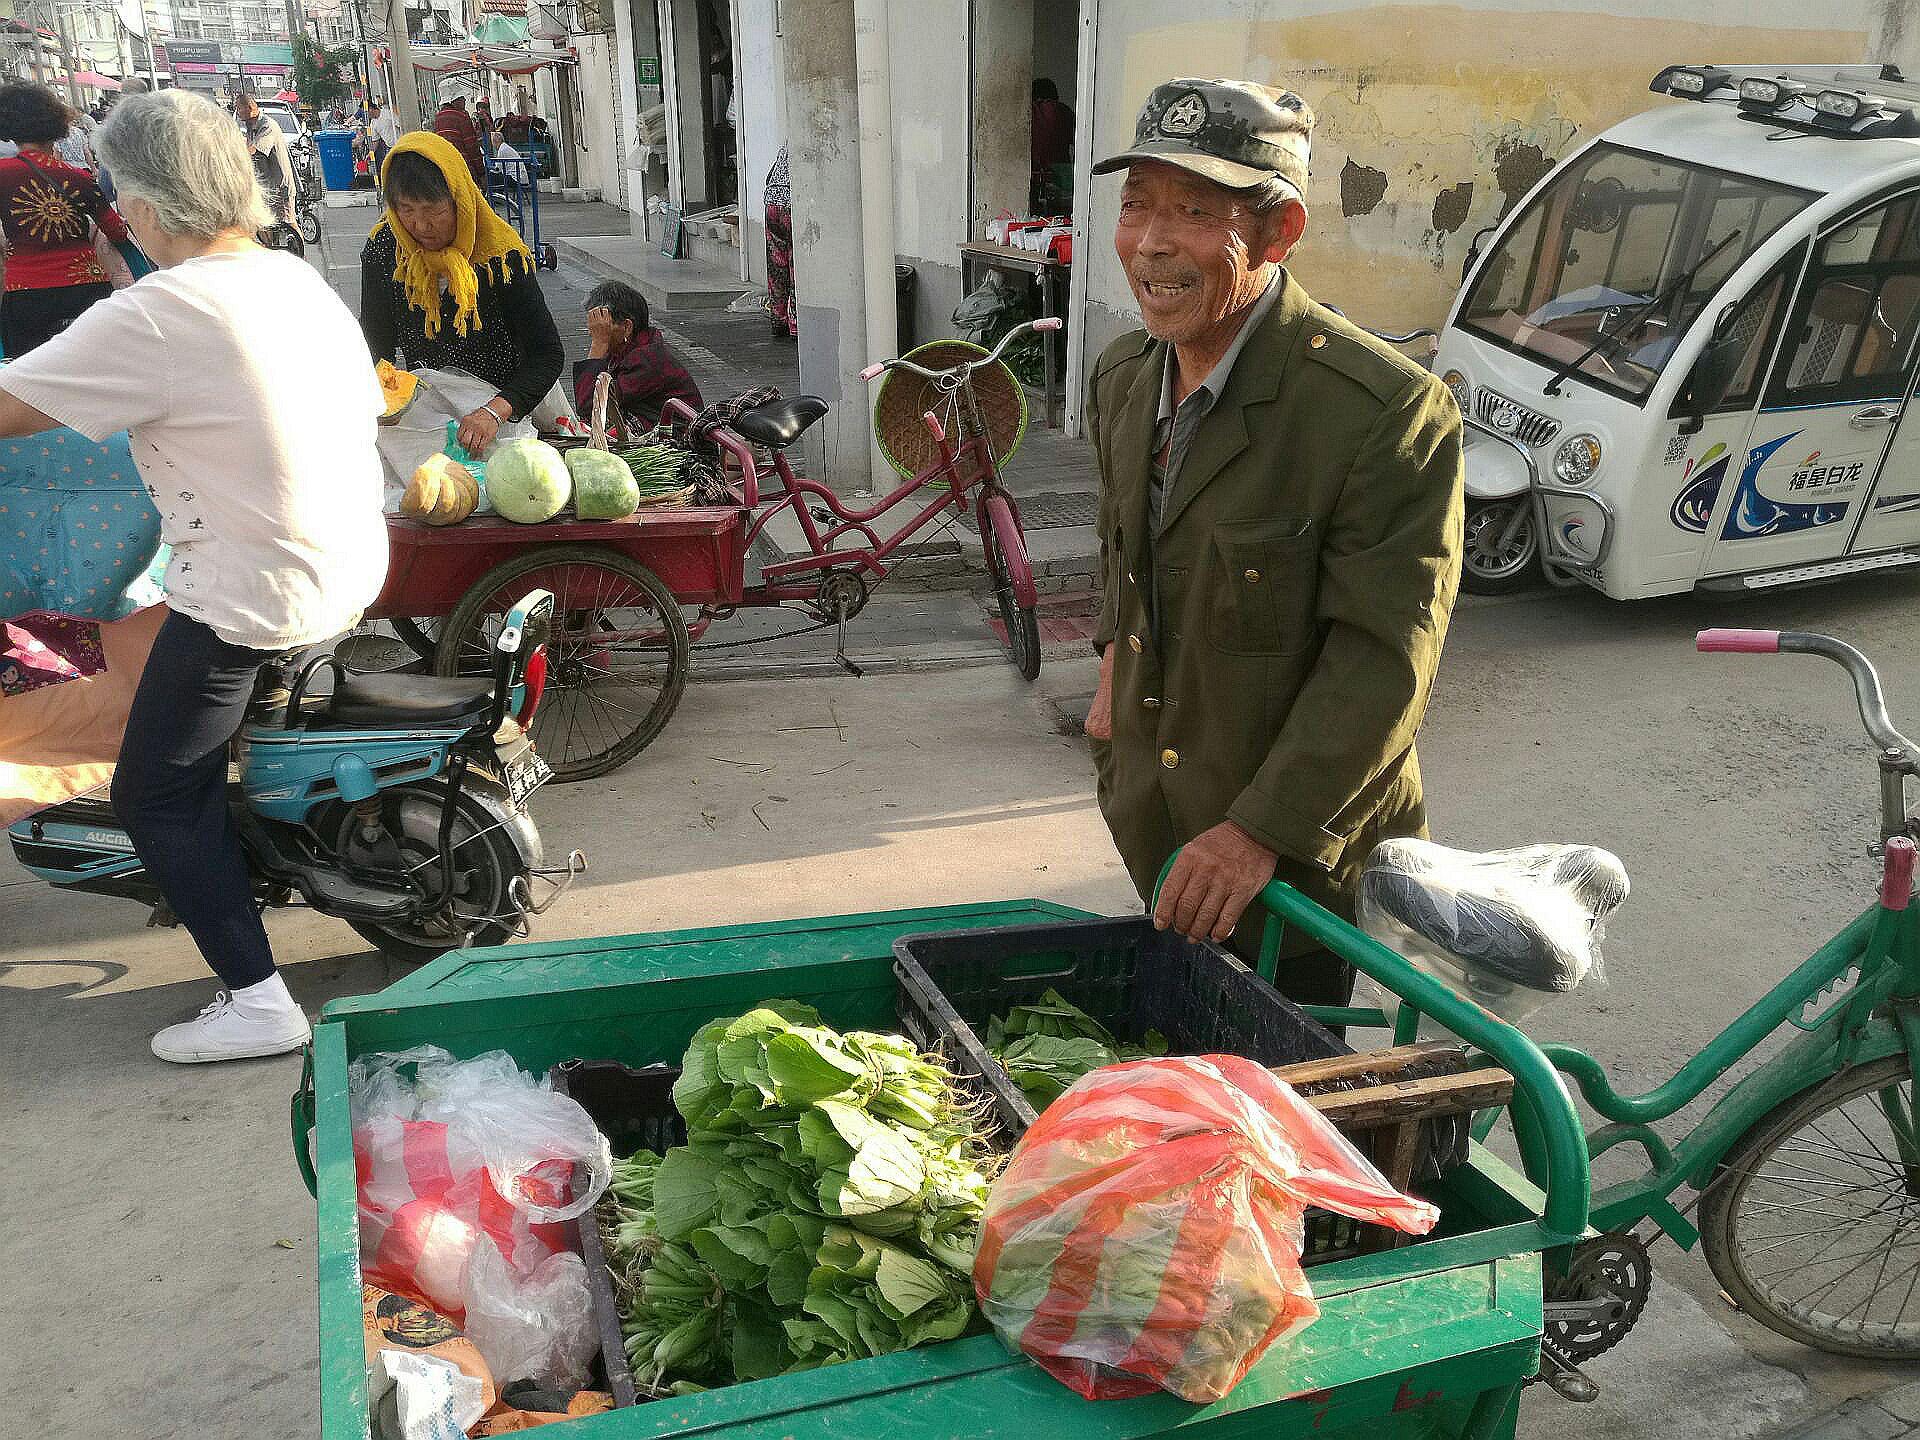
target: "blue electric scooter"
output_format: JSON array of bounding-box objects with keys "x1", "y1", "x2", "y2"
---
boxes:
[{"x1": 9, "y1": 591, "x2": 585, "y2": 965}]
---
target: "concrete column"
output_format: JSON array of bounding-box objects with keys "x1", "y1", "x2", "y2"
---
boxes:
[
  {"x1": 1872, "y1": 5, "x2": 1917, "y2": 82},
  {"x1": 784, "y1": 0, "x2": 875, "y2": 495},
  {"x1": 968, "y1": 0, "x2": 1033, "y2": 236}
]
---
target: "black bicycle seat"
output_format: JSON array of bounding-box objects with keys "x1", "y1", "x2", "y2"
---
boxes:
[
  {"x1": 1358, "y1": 838, "x2": 1630, "y2": 993},
  {"x1": 733, "y1": 396, "x2": 829, "y2": 450},
  {"x1": 324, "y1": 672, "x2": 494, "y2": 727}
]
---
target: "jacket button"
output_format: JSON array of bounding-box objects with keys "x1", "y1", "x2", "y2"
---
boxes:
[
  {"x1": 1243, "y1": 568, "x2": 1262, "y2": 583},
  {"x1": 1309, "y1": 334, "x2": 1327, "y2": 350},
  {"x1": 1142, "y1": 697, "x2": 1160, "y2": 710},
  {"x1": 1128, "y1": 634, "x2": 1142, "y2": 653},
  {"x1": 1160, "y1": 748, "x2": 1179, "y2": 769}
]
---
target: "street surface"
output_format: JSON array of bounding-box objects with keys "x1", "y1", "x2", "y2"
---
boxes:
[{"x1": 7, "y1": 203, "x2": 1920, "y2": 1437}]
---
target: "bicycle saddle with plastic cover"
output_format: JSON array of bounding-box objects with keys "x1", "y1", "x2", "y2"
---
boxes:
[
  {"x1": 1358, "y1": 838, "x2": 1630, "y2": 993},
  {"x1": 733, "y1": 396, "x2": 829, "y2": 449}
]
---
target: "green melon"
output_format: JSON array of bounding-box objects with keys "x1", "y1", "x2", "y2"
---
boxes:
[
  {"x1": 567, "y1": 447, "x2": 640, "y2": 521},
  {"x1": 488, "y1": 437, "x2": 572, "y2": 524}
]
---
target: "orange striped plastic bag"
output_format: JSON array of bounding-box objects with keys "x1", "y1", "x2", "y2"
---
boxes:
[{"x1": 973, "y1": 1054, "x2": 1439, "y2": 1403}]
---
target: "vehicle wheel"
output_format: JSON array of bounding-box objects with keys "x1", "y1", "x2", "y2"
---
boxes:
[
  {"x1": 391, "y1": 616, "x2": 442, "y2": 662},
  {"x1": 325, "y1": 781, "x2": 529, "y2": 966},
  {"x1": 298, "y1": 209, "x2": 321, "y2": 246},
  {"x1": 436, "y1": 545, "x2": 689, "y2": 782},
  {"x1": 981, "y1": 495, "x2": 1041, "y2": 681},
  {"x1": 1461, "y1": 497, "x2": 1540, "y2": 596},
  {"x1": 540, "y1": 244, "x2": 558, "y2": 271},
  {"x1": 1700, "y1": 1055, "x2": 1920, "y2": 1358}
]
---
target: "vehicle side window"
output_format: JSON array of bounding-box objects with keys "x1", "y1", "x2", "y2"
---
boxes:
[
  {"x1": 1773, "y1": 194, "x2": 1920, "y2": 406},
  {"x1": 1671, "y1": 249, "x2": 1798, "y2": 417}
]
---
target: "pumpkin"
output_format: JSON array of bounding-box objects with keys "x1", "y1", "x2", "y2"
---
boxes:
[
  {"x1": 402, "y1": 453, "x2": 479, "y2": 526},
  {"x1": 376, "y1": 360, "x2": 420, "y2": 424}
]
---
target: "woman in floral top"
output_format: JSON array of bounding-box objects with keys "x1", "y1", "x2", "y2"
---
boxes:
[{"x1": 0, "y1": 83, "x2": 135, "y2": 357}]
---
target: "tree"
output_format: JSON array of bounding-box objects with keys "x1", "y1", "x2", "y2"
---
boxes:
[{"x1": 290, "y1": 32, "x2": 357, "y2": 112}]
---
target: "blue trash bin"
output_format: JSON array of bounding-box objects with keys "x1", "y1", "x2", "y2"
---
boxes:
[{"x1": 316, "y1": 129, "x2": 357, "y2": 192}]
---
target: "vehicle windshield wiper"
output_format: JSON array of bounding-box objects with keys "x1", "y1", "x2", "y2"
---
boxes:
[{"x1": 1542, "y1": 229, "x2": 1742, "y2": 396}]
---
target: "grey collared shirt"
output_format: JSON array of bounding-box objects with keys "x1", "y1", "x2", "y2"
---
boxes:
[{"x1": 1148, "y1": 276, "x2": 1282, "y2": 533}]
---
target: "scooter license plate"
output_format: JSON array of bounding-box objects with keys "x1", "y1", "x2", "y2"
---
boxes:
[{"x1": 498, "y1": 737, "x2": 551, "y2": 808}]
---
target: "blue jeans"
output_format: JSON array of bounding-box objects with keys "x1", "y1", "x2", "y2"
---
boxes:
[{"x1": 111, "y1": 610, "x2": 278, "y2": 988}]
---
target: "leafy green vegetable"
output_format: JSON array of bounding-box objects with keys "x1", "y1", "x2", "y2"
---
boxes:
[
  {"x1": 986, "y1": 990, "x2": 1170, "y2": 1107},
  {"x1": 600, "y1": 1004, "x2": 999, "y2": 1395}
]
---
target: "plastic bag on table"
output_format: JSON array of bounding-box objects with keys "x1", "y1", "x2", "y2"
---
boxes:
[
  {"x1": 973, "y1": 1054, "x2": 1438, "y2": 1404},
  {"x1": 461, "y1": 1239, "x2": 598, "y2": 1392},
  {"x1": 1356, "y1": 838, "x2": 1630, "y2": 1027},
  {"x1": 350, "y1": 1045, "x2": 612, "y2": 1325}
]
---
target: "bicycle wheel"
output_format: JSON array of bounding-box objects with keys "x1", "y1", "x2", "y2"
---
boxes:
[
  {"x1": 981, "y1": 494, "x2": 1040, "y2": 681},
  {"x1": 392, "y1": 616, "x2": 442, "y2": 662},
  {"x1": 1700, "y1": 1054, "x2": 1920, "y2": 1358},
  {"x1": 436, "y1": 546, "x2": 689, "y2": 782}
]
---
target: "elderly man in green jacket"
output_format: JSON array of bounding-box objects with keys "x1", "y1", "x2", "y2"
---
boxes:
[{"x1": 1084, "y1": 78, "x2": 1464, "y2": 1008}]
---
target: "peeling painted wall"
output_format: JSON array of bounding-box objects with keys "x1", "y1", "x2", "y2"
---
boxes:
[{"x1": 1078, "y1": 0, "x2": 1882, "y2": 359}]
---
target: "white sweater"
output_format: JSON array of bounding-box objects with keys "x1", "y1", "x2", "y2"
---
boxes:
[{"x1": 2, "y1": 247, "x2": 387, "y2": 649}]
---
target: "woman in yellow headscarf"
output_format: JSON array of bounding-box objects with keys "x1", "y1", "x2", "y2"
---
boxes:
[{"x1": 358, "y1": 130, "x2": 563, "y2": 455}]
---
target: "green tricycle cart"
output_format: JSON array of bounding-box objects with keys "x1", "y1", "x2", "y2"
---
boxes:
[{"x1": 296, "y1": 624, "x2": 1920, "y2": 1435}]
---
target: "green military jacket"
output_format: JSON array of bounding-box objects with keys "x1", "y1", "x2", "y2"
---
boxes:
[{"x1": 1087, "y1": 270, "x2": 1464, "y2": 946}]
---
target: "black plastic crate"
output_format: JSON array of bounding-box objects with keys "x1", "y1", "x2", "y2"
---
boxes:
[
  {"x1": 550, "y1": 1059, "x2": 686, "y2": 1409},
  {"x1": 893, "y1": 916, "x2": 1368, "y2": 1263}
]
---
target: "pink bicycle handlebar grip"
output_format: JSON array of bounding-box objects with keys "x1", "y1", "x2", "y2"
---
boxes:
[
  {"x1": 1696, "y1": 628, "x2": 1781, "y2": 653},
  {"x1": 1883, "y1": 836, "x2": 1916, "y2": 912},
  {"x1": 860, "y1": 363, "x2": 885, "y2": 382},
  {"x1": 1033, "y1": 317, "x2": 1064, "y2": 332},
  {"x1": 922, "y1": 410, "x2": 946, "y2": 444}
]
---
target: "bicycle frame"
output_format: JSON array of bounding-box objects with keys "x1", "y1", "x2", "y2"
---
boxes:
[
  {"x1": 1278, "y1": 627, "x2": 1920, "y2": 1262},
  {"x1": 664, "y1": 396, "x2": 1018, "y2": 608}
]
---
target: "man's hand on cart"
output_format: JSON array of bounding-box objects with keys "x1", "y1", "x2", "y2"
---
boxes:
[{"x1": 1153, "y1": 821, "x2": 1277, "y2": 943}]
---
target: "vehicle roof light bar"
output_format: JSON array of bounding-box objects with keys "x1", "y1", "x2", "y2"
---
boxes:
[
  {"x1": 1737, "y1": 77, "x2": 1803, "y2": 112},
  {"x1": 1651, "y1": 65, "x2": 1732, "y2": 100}
]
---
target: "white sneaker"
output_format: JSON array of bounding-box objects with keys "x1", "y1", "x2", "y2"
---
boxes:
[{"x1": 151, "y1": 989, "x2": 312, "y2": 1064}]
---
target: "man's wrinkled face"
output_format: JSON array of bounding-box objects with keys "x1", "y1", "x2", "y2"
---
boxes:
[{"x1": 1114, "y1": 162, "x2": 1304, "y2": 346}]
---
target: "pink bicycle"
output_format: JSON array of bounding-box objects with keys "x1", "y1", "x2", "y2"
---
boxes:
[{"x1": 681, "y1": 316, "x2": 1059, "y2": 680}]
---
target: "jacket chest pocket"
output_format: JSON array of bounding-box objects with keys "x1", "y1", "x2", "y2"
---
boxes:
[{"x1": 1204, "y1": 516, "x2": 1316, "y2": 655}]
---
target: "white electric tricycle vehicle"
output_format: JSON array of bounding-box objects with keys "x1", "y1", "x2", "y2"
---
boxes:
[{"x1": 1433, "y1": 63, "x2": 1920, "y2": 597}]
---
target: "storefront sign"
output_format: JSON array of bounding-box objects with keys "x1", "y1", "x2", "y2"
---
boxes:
[
  {"x1": 477, "y1": 0, "x2": 529, "y2": 13},
  {"x1": 637, "y1": 56, "x2": 659, "y2": 85},
  {"x1": 163, "y1": 38, "x2": 223, "y2": 65}
]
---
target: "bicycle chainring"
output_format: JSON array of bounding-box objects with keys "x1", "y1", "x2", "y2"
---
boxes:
[
  {"x1": 1545, "y1": 1232, "x2": 1653, "y2": 1363},
  {"x1": 812, "y1": 571, "x2": 870, "y2": 624}
]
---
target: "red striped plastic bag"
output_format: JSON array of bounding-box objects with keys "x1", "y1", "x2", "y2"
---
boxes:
[{"x1": 973, "y1": 1054, "x2": 1439, "y2": 1403}]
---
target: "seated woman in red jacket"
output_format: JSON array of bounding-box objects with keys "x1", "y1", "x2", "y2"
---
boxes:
[{"x1": 574, "y1": 281, "x2": 702, "y2": 439}]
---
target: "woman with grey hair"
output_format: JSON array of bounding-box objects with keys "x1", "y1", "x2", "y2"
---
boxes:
[{"x1": 0, "y1": 89, "x2": 388, "y2": 1066}]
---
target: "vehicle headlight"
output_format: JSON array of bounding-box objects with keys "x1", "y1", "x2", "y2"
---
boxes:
[
  {"x1": 1553, "y1": 433, "x2": 1604, "y2": 487},
  {"x1": 1441, "y1": 368, "x2": 1471, "y2": 413}
]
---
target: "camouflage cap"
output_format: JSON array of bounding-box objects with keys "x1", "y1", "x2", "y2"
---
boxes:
[{"x1": 1093, "y1": 78, "x2": 1313, "y2": 200}]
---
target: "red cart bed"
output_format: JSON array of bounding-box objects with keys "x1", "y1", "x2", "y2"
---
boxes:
[{"x1": 364, "y1": 507, "x2": 749, "y2": 783}]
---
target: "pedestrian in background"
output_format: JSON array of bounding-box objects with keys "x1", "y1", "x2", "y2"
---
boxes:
[
  {"x1": 474, "y1": 95, "x2": 497, "y2": 159},
  {"x1": 1082, "y1": 79, "x2": 1463, "y2": 1007},
  {"x1": 430, "y1": 92, "x2": 485, "y2": 186},
  {"x1": 0, "y1": 84, "x2": 139, "y2": 356},
  {"x1": 763, "y1": 144, "x2": 796, "y2": 340},
  {"x1": 369, "y1": 100, "x2": 398, "y2": 187}
]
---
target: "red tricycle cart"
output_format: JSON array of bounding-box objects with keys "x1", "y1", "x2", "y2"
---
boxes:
[{"x1": 369, "y1": 319, "x2": 1056, "y2": 783}]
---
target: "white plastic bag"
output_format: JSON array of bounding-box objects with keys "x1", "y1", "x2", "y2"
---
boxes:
[
  {"x1": 461, "y1": 1239, "x2": 598, "y2": 1391},
  {"x1": 1357, "y1": 839, "x2": 1629, "y2": 1026},
  {"x1": 368, "y1": 1348, "x2": 488, "y2": 1440},
  {"x1": 349, "y1": 1045, "x2": 612, "y2": 1356},
  {"x1": 377, "y1": 367, "x2": 581, "y2": 511}
]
